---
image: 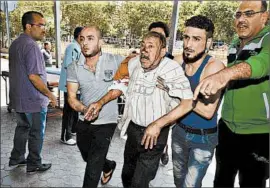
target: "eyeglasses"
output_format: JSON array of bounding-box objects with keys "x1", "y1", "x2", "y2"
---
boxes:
[
  {"x1": 30, "y1": 23, "x2": 46, "y2": 29},
  {"x1": 234, "y1": 10, "x2": 265, "y2": 19}
]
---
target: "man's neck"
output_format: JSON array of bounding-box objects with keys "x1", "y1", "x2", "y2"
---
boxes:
[
  {"x1": 24, "y1": 31, "x2": 37, "y2": 41},
  {"x1": 185, "y1": 53, "x2": 207, "y2": 75},
  {"x1": 85, "y1": 53, "x2": 100, "y2": 72}
]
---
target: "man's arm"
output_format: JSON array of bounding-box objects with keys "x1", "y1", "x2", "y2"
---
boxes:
[
  {"x1": 63, "y1": 44, "x2": 78, "y2": 68},
  {"x1": 28, "y1": 74, "x2": 57, "y2": 107},
  {"x1": 41, "y1": 49, "x2": 51, "y2": 59},
  {"x1": 113, "y1": 54, "x2": 136, "y2": 80},
  {"x1": 141, "y1": 98, "x2": 193, "y2": 149},
  {"x1": 84, "y1": 89, "x2": 123, "y2": 121},
  {"x1": 193, "y1": 59, "x2": 225, "y2": 119},
  {"x1": 193, "y1": 62, "x2": 251, "y2": 100},
  {"x1": 194, "y1": 35, "x2": 269, "y2": 100},
  {"x1": 67, "y1": 81, "x2": 87, "y2": 113}
]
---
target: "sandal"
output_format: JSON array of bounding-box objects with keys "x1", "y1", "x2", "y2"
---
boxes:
[{"x1": 100, "y1": 161, "x2": 116, "y2": 185}]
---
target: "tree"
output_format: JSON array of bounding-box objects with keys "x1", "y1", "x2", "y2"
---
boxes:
[
  {"x1": 196, "y1": 1, "x2": 239, "y2": 43},
  {"x1": 178, "y1": 1, "x2": 201, "y2": 39}
]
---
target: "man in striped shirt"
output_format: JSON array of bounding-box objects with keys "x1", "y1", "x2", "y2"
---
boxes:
[{"x1": 84, "y1": 31, "x2": 193, "y2": 188}]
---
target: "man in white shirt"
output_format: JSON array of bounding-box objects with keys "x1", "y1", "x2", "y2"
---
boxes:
[
  {"x1": 41, "y1": 41, "x2": 52, "y2": 67},
  {"x1": 84, "y1": 31, "x2": 193, "y2": 188}
]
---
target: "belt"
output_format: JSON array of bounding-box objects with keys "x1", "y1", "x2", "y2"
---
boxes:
[{"x1": 178, "y1": 123, "x2": 217, "y2": 135}]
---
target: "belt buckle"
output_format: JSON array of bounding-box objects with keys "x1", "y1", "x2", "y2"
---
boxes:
[{"x1": 200, "y1": 129, "x2": 205, "y2": 135}]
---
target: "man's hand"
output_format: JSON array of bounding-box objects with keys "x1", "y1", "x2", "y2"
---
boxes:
[
  {"x1": 193, "y1": 71, "x2": 229, "y2": 100},
  {"x1": 49, "y1": 94, "x2": 57, "y2": 108},
  {"x1": 84, "y1": 101, "x2": 103, "y2": 121},
  {"x1": 141, "y1": 122, "x2": 162, "y2": 150}
]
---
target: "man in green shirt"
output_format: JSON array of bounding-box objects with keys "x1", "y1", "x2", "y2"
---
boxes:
[{"x1": 193, "y1": 1, "x2": 269, "y2": 187}]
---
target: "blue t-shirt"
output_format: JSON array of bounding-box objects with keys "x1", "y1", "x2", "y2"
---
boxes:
[
  {"x1": 58, "y1": 40, "x2": 82, "y2": 92},
  {"x1": 9, "y1": 33, "x2": 49, "y2": 113}
]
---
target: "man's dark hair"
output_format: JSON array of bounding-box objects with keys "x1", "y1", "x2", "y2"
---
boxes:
[
  {"x1": 148, "y1": 21, "x2": 170, "y2": 38},
  {"x1": 261, "y1": 1, "x2": 268, "y2": 12},
  {"x1": 22, "y1": 11, "x2": 44, "y2": 31},
  {"x1": 74, "y1": 26, "x2": 84, "y2": 39},
  {"x1": 185, "y1": 15, "x2": 215, "y2": 38},
  {"x1": 44, "y1": 42, "x2": 50, "y2": 46},
  {"x1": 144, "y1": 31, "x2": 167, "y2": 49}
]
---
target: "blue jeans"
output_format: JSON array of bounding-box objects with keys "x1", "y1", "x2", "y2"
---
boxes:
[
  {"x1": 9, "y1": 107, "x2": 47, "y2": 168},
  {"x1": 172, "y1": 124, "x2": 218, "y2": 188}
]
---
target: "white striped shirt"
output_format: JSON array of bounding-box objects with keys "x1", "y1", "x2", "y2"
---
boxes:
[{"x1": 118, "y1": 56, "x2": 193, "y2": 138}]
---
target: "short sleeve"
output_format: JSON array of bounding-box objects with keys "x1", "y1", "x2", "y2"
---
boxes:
[
  {"x1": 25, "y1": 44, "x2": 45, "y2": 75},
  {"x1": 67, "y1": 62, "x2": 78, "y2": 83},
  {"x1": 113, "y1": 56, "x2": 131, "y2": 80}
]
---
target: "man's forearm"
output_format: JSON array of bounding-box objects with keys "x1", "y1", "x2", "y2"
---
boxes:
[
  {"x1": 98, "y1": 89, "x2": 122, "y2": 106},
  {"x1": 29, "y1": 74, "x2": 54, "y2": 99},
  {"x1": 222, "y1": 62, "x2": 251, "y2": 82},
  {"x1": 67, "y1": 97, "x2": 86, "y2": 113},
  {"x1": 156, "y1": 99, "x2": 193, "y2": 128}
]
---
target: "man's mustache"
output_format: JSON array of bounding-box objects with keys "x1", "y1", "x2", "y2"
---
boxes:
[
  {"x1": 184, "y1": 47, "x2": 194, "y2": 53},
  {"x1": 237, "y1": 22, "x2": 248, "y2": 28},
  {"x1": 140, "y1": 54, "x2": 150, "y2": 60}
]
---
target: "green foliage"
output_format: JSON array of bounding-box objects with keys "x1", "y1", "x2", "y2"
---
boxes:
[
  {"x1": 178, "y1": 2, "x2": 201, "y2": 35},
  {"x1": 196, "y1": 1, "x2": 239, "y2": 43},
  {"x1": 4, "y1": 1, "x2": 241, "y2": 44}
]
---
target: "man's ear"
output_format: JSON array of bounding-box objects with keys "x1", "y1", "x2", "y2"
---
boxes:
[
  {"x1": 206, "y1": 38, "x2": 213, "y2": 52},
  {"x1": 26, "y1": 24, "x2": 31, "y2": 31},
  {"x1": 261, "y1": 11, "x2": 269, "y2": 26},
  {"x1": 161, "y1": 48, "x2": 166, "y2": 57},
  {"x1": 99, "y1": 39, "x2": 104, "y2": 47}
]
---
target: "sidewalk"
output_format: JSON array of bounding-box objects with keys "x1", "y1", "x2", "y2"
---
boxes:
[{"x1": 0, "y1": 107, "x2": 177, "y2": 187}]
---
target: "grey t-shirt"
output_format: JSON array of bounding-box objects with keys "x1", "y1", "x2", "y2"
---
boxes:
[
  {"x1": 67, "y1": 52, "x2": 124, "y2": 124},
  {"x1": 9, "y1": 33, "x2": 49, "y2": 113}
]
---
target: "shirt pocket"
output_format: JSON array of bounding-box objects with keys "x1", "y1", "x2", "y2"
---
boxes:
[
  {"x1": 133, "y1": 80, "x2": 155, "y2": 96},
  {"x1": 102, "y1": 69, "x2": 114, "y2": 82}
]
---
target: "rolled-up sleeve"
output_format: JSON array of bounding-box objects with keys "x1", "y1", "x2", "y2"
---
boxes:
[
  {"x1": 246, "y1": 34, "x2": 270, "y2": 79},
  {"x1": 67, "y1": 62, "x2": 78, "y2": 83}
]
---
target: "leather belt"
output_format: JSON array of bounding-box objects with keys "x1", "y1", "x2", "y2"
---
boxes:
[{"x1": 178, "y1": 123, "x2": 217, "y2": 135}]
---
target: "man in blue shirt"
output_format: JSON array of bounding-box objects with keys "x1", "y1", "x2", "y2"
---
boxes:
[
  {"x1": 58, "y1": 26, "x2": 83, "y2": 145},
  {"x1": 171, "y1": 15, "x2": 225, "y2": 187},
  {"x1": 8, "y1": 11, "x2": 57, "y2": 173}
]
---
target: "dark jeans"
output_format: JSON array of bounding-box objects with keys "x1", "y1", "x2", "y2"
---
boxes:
[
  {"x1": 214, "y1": 119, "x2": 269, "y2": 187},
  {"x1": 122, "y1": 121, "x2": 169, "y2": 188},
  {"x1": 9, "y1": 108, "x2": 47, "y2": 168},
  {"x1": 61, "y1": 92, "x2": 79, "y2": 141},
  {"x1": 76, "y1": 120, "x2": 116, "y2": 188}
]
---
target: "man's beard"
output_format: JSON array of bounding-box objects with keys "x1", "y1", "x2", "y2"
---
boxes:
[
  {"x1": 84, "y1": 47, "x2": 101, "y2": 58},
  {"x1": 183, "y1": 49, "x2": 205, "y2": 63}
]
